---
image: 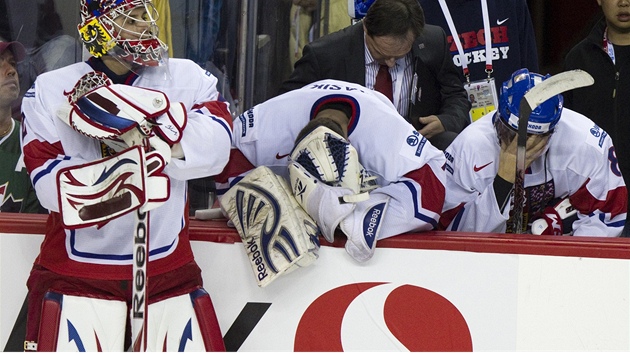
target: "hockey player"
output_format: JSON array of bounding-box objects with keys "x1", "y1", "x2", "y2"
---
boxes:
[
  {"x1": 439, "y1": 68, "x2": 627, "y2": 236},
  {"x1": 20, "y1": 0, "x2": 231, "y2": 351},
  {"x1": 215, "y1": 78, "x2": 447, "y2": 266}
]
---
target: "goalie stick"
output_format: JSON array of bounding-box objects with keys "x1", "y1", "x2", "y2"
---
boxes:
[{"x1": 512, "y1": 69, "x2": 594, "y2": 233}]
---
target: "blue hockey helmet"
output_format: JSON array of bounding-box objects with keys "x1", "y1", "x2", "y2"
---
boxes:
[{"x1": 498, "y1": 68, "x2": 563, "y2": 135}]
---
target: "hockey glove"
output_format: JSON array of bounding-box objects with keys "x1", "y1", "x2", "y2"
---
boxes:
[
  {"x1": 57, "y1": 73, "x2": 187, "y2": 158},
  {"x1": 531, "y1": 197, "x2": 578, "y2": 235},
  {"x1": 57, "y1": 146, "x2": 170, "y2": 229},
  {"x1": 288, "y1": 161, "x2": 361, "y2": 242}
]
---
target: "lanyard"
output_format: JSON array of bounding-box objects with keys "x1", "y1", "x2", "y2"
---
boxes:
[
  {"x1": 603, "y1": 27, "x2": 616, "y2": 65},
  {"x1": 437, "y1": 0, "x2": 493, "y2": 83}
]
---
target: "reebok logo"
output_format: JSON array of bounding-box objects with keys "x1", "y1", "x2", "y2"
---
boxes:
[
  {"x1": 497, "y1": 18, "x2": 509, "y2": 25},
  {"x1": 473, "y1": 161, "x2": 492, "y2": 172}
]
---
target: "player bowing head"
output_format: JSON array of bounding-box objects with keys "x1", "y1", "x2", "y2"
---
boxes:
[
  {"x1": 440, "y1": 68, "x2": 626, "y2": 236},
  {"x1": 78, "y1": 0, "x2": 167, "y2": 70},
  {"x1": 492, "y1": 68, "x2": 563, "y2": 181}
]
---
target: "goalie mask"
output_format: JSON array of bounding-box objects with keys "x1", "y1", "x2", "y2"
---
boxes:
[
  {"x1": 497, "y1": 68, "x2": 563, "y2": 135},
  {"x1": 78, "y1": 0, "x2": 167, "y2": 67}
]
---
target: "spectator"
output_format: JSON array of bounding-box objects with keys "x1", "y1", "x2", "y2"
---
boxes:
[
  {"x1": 419, "y1": 0, "x2": 539, "y2": 122},
  {"x1": 289, "y1": 0, "x2": 353, "y2": 67},
  {"x1": 0, "y1": 40, "x2": 44, "y2": 214},
  {"x1": 20, "y1": 0, "x2": 231, "y2": 350},
  {"x1": 279, "y1": 0, "x2": 470, "y2": 150},
  {"x1": 563, "y1": 0, "x2": 630, "y2": 236},
  {"x1": 439, "y1": 69, "x2": 627, "y2": 236}
]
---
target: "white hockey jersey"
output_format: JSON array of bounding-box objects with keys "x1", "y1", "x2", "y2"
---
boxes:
[
  {"x1": 21, "y1": 59, "x2": 233, "y2": 280},
  {"x1": 440, "y1": 109, "x2": 627, "y2": 236},
  {"x1": 220, "y1": 79, "x2": 447, "y2": 240}
]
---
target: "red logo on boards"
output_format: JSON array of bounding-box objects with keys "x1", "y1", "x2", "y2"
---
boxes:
[{"x1": 294, "y1": 283, "x2": 472, "y2": 351}]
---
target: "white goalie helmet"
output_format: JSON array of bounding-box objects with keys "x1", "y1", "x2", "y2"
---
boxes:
[
  {"x1": 289, "y1": 125, "x2": 377, "y2": 195},
  {"x1": 78, "y1": 0, "x2": 167, "y2": 67}
]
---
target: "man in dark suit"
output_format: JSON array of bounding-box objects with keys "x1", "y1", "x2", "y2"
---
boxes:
[{"x1": 279, "y1": 0, "x2": 470, "y2": 150}]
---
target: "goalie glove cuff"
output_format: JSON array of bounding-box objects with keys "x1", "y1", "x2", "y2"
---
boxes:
[
  {"x1": 288, "y1": 161, "x2": 356, "y2": 242},
  {"x1": 151, "y1": 102, "x2": 188, "y2": 147},
  {"x1": 341, "y1": 193, "x2": 390, "y2": 262}
]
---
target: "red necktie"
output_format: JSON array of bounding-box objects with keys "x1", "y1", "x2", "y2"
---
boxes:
[{"x1": 374, "y1": 65, "x2": 393, "y2": 102}]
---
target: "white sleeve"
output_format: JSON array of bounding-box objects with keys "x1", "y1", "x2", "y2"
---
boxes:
[
  {"x1": 568, "y1": 130, "x2": 627, "y2": 237},
  {"x1": 166, "y1": 64, "x2": 233, "y2": 180},
  {"x1": 365, "y1": 141, "x2": 447, "y2": 239},
  {"x1": 441, "y1": 134, "x2": 509, "y2": 233},
  {"x1": 21, "y1": 77, "x2": 96, "y2": 212},
  {"x1": 443, "y1": 178, "x2": 510, "y2": 233}
]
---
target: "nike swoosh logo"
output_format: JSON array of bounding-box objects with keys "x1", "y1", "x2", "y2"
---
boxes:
[
  {"x1": 276, "y1": 152, "x2": 290, "y2": 160},
  {"x1": 497, "y1": 18, "x2": 509, "y2": 25},
  {"x1": 473, "y1": 161, "x2": 493, "y2": 172}
]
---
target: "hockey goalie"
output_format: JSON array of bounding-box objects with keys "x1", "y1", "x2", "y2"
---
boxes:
[
  {"x1": 20, "y1": 0, "x2": 232, "y2": 351},
  {"x1": 214, "y1": 79, "x2": 447, "y2": 280}
]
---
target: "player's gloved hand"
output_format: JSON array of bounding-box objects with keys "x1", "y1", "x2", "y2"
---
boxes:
[
  {"x1": 288, "y1": 161, "x2": 363, "y2": 242},
  {"x1": 340, "y1": 193, "x2": 390, "y2": 262},
  {"x1": 56, "y1": 78, "x2": 187, "y2": 154},
  {"x1": 148, "y1": 101, "x2": 187, "y2": 147},
  {"x1": 288, "y1": 125, "x2": 372, "y2": 242},
  {"x1": 57, "y1": 146, "x2": 170, "y2": 229},
  {"x1": 531, "y1": 198, "x2": 577, "y2": 235}
]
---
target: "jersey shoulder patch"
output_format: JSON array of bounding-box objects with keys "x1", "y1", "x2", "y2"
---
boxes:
[{"x1": 584, "y1": 124, "x2": 609, "y2": 154}]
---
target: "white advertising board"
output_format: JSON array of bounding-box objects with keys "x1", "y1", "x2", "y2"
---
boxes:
[{"x1": 1, "y1": 233, "x2": 629, "y2": 351}]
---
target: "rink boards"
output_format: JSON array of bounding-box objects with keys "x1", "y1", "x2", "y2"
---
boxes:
[{"x1": 1, "y1": 214, "x2": 629, "y2": 351}]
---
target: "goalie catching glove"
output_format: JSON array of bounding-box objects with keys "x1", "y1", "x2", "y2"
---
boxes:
[
  {"x1": 288, "y1": 125, "x2": 377, "y2": 242},
  {"x1": 288, "y1": 125, "x2": 387, "y2": 262},
  {"x1": 219, "y1": 166, "x2": 320, "y2": 287},
  {"x1": 57, "y1": 72, "x2": 187, "y2": 160}
]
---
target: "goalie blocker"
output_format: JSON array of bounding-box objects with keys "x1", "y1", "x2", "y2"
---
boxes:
[
  {"x1": 219, "y1": 166, "x2": 320, "y2": 287},
  {"x1": 57, "y1": 145, "x2": 170, "y2": 229}
]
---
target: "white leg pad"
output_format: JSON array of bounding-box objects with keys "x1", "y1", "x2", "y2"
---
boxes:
[
  {"x1": 145, "y1": 291, "x2": 217, "y2": 352},
  {"x1": 39, "y1": 292, "x2": 127, "y2": 352}
]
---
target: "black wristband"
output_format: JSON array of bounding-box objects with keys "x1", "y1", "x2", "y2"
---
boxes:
[{"x1": 493, "y1": 175, "x2": 514, "y2": 212}]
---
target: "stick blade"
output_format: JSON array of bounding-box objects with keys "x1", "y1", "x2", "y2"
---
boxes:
[{"x1": 523, "y1": 69, "x2": 594, "y2": 109}]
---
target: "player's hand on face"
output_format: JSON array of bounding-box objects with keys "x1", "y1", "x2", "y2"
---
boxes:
[
  {"x1": 417, "y1": 115, "x2": 445, "y2": 139},
  {"x1": 497, "y1": 134, "x2": 549, "y2": 183}
]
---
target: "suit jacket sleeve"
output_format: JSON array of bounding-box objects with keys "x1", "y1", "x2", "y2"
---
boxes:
[{"x1": 410, "y1": 25, "x2": 471, "y2": 134}]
